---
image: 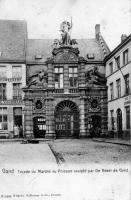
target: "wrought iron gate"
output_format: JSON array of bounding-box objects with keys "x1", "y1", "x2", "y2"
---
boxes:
[{"x1": 55, "y1": 101, "x2": 79, "y2": 138}]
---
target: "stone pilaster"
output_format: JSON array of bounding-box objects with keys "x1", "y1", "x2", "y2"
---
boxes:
[
  {"x1": 47, "y1": 61, "x2": 54, "y2": 88},
  {"x1": 79, "y1": 97, "x2": 86, "y2": 138},
  {"x1": 79, "y1": 59, "x2": 86, "y2": 88},
  {"x1": 24, "y1": 99, "x2": 33, "y2": 139},
  {"x1": 45, "y1": 97, "x2": 56, "y2": 139},
  {"x1": 64, "y1": 64, "x2": 69, "y2": 93},
  {"x1": 8, "y1": 106, "x2": 13, "y2": 132},
  {"x1": 100, "y1": 88, "x2": 108, "y2": 136}
]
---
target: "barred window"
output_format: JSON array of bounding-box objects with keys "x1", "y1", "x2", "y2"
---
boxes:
[
  {"x1": 13, "y1": 83, "x2": 22, "y2": 100},
  {"x1": 0, "y1": 107, "x2": 8, "y2": 130},
  {"x1": 0, "y1": 83, "x2": 6, "y2": 100},
  {"x1": 69, "y1": 67, "x2": 78, "y2": 87}
]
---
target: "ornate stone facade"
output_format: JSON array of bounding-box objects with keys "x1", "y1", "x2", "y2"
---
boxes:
[{"x1": 23, "y1": 22, "x2": 109, "y2": 139}]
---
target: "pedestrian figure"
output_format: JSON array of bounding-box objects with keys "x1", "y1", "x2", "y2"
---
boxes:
[{"x1": 14, "y1": 125, "x2": 19, "y2": 138}]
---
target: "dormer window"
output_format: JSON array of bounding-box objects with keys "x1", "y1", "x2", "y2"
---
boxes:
[
  {"x1": 35, "y1": 55, "x2": 42, "y2": 59},
  {"x1": 87, "y1": 54, "x2": 95, "y2": 59}
]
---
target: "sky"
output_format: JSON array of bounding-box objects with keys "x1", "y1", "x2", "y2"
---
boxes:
[{"x1": 0, "y1": 0, "x2": 130, "y2": 50}]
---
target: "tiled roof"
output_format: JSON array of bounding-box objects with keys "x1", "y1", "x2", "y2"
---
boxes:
[
  {"x1": 0, "y1": 20, "x2": 27, "y2": 61},
  {"x1": 26, "y1": 38, "x2": 106, "y2": 63},
  {"x1": 0, "y1": 19, "x2": 109, "y2": 62},
  {"x1": 26, "y1": 39, "x2": 53, "y2": 63},
  {"x1": 77, "y1": 39, "x2": 105, "y2": 60}
]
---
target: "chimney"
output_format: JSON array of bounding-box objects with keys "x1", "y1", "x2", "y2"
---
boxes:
[
  {"x1": 95, "y1": 24, "x2": 100, "y2": 40},
  {"x1": 121, "y1": 34, "x2": 127, "y2": 42}
]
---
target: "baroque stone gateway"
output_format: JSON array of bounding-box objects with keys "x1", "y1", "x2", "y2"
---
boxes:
[{"x1": 23, "y1": 21, "x2": 109, "y2": 139}]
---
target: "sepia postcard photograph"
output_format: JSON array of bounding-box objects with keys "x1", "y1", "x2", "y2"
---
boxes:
[{"x1": 0, "y1": 0, "x2": 131, "y2": 199}]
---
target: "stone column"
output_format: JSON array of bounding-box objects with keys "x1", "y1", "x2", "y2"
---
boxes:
[{"x1": 79, "y1": 97, "x2": 86, "y2": 138}]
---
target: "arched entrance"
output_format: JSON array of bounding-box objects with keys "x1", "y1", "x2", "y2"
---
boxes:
[
  {"x1": 33, "y1": 117, "x2": 46, "y2": 138},
  {"x1": 55, "y1": 100, "x2": 79, "y2": 138},
  {"x1": 117, "y1": 108, "x2": 122, "y2": 138}
]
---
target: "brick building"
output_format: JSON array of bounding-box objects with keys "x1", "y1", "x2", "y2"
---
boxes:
[
  {"x1": 105, "y1": 34, "x2": 131, "y2": 139},
  {"x1": 0, "y1": 20, "x2": 26, "y2": 138}
]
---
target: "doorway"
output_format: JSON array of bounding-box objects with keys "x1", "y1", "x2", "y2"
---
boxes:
[
  {"x1": 33, "y1": 117, "x2": 46, "y2": 138},
  {"x1": 89, "y1": 115, "x2": 101, "y2": 137},
  {"x1": 13, "y1": 107, "x2": 23, "y2": 138}
]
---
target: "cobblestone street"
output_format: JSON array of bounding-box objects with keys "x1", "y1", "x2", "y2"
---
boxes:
[
  {"x1": 0, "y1": 139, "x2": 130, "y2": 165},
  {"x1": 49, "y1": 139, "x2": 131, "y2": 165}
]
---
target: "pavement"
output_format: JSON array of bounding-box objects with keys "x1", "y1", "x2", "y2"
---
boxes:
[
  {"x1": 49, "y1": 139, "x2": 131, "y2": 164},
  {"x1": 0, "y1": 138, "x2": 130, "y2": 165},
  {"x1": 92, "y1": 138, "x2": 131, "y2": 146},
  {"x1": 0, "y1": 137, "x2": 130, "y2": 146},
  {"x1": 0, "y1": 142, "x2": 57, "y2": 166}
]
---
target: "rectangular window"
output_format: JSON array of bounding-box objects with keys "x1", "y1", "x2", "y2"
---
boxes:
[
  {"x1": 109, "y1": 62, "x2": 113, "y2": 74},
  {"x1": 0, "y1": 83, "x2": 6, "y2": 100},
  {"x1": 124, "y1": 74, "x2": 130, "y2": 95},
  {"x1": 110, "y1": 83, "x2": 114, "y2": 100},
  {"x1": 0, "y1": 66, "x2": 6, "y2": 77},
  {"x1": 0, "y1": 107, "x2": 8, "y2": 130},
  {"x1": 115, "y1": 56, "x2": 120, "y2": 69},
  {"x1": 13, "y1": 83, "x2": 22, "y2": 100},
  {"x1": 110, "y1": 110, "x2": 115, "y2": 130},
  {"x1": 123, "y1": 49, "x2": 128, "y2": 65},
  {"x1": 12, "y1": 66, "x2": 22, "y2": 78},
  {"x1": 125, "y1": 106, "x2": 130, "y2": 129},
  {"x1": 54, "y1": 67, "x2": 63, "y2": 88},
  {"x1": 69, "y1": 67, "x2": 78, "y2": 87},
  {"x1": 116, "y1": 79, "x2": 121, "y2": 98}
]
